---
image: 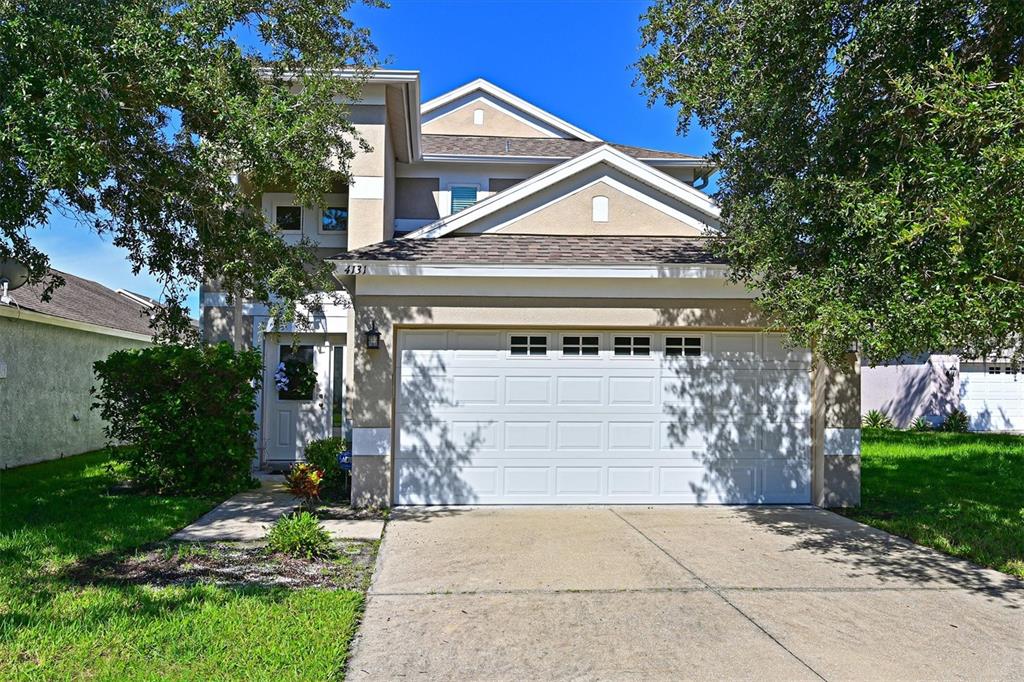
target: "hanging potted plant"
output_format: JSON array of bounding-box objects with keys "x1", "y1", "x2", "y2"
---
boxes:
[{"x1": 274, "y1": 357, "x2": 317, "y2": 400}]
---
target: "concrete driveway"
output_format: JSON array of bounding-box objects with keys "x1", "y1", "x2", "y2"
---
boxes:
[{"x1": 347, "y1": 507, "x2": 1024, "y2": 681}]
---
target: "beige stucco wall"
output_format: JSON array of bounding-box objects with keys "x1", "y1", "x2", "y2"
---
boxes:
[
  {"x1": 500, "y1": 180, "x2": 704, "y2": 237},
  {"x1": 423, "y1": 100, "x2": 551, "y2": 138},
  {"x1": 455, "y1": 165, "x2": 719, "y2": 235},
  {"x1": 347, "y1": 103, "x2": 390, "y2": 250},
  {"x1": 812, "y1": 352, "x2": 862, "y2": 507},
  {"x1": 201, "y1": 304, "x2": 254, "y2": 348},
  {"x1": 0, "y1": 317, "x2": 152, "y2": 468}
]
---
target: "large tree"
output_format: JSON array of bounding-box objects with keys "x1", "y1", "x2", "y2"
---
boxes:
[
  {"x1": 1, "y1": 0, "x2": 381, "y2": 339},
  {"x1": 637, "y1": 0, "x2": 1024, "y2": 363}
]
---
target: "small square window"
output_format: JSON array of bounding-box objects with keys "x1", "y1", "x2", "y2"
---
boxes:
[
  {"x1": 614, "y1": 336, "x2": 651, "y2": 356},
  {"x1": 563, "y1": 335, "x2": 599, "y2": 356},
  {"x1": 321, "y1": 206, "x2": 347, "y2": 232},
  {"x1": 450, "y1": 186, "x2": 478, "y2": 214},
  {"x1": 988, "y1": 366, "x2": 1002, "y2": 374},
  {"x1": 275, "y1": 205, "x2": 302, "y2": 231},
  {"x1": 667, "y1": 337, "x2": 703, "y2": 357},
  {"x1": 511, "y1": 335, "x2": 547, "y2": 356}
]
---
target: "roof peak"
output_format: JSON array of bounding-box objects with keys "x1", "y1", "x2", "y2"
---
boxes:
[{"x1": 421, "y1": 78, "x2": 601, "y2": 143}]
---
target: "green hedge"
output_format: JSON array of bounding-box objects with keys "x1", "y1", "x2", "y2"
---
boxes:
[{"x1": 92, "y1": 342, "x2": 262, "y2": 495}]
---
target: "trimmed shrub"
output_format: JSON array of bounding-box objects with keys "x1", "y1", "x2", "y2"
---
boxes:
[
  {"x1": 304, "y1": 436, "x2": 350, "y2": 499},
  {"x1": 941, "y1": 408, "x2": 971, "y2": 433},
  {"x1": 266, "y1": 512, "x2": 335, "y2": 559},
  {"x1": 862, "y1": 409, "x2": 894, "y2": 429},
  {"x1": 92, "y1": 342, "x2": 262, "y2": 495}
]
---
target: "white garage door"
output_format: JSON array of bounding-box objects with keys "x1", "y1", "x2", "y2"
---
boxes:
[
  {"x1": 960, "y1": 363, "x2": 1023, "y2": 432},
  {"x1": 395, "y1": 330, "x2": 811, "y2": 505}
]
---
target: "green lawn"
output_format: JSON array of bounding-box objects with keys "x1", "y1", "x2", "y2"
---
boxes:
[
  {"x1": 0, "y1": 451, "x2": 363, "y2": 680},
  {"x1": 843, "y1": 428, "x2": 1024, "y2": 578}
]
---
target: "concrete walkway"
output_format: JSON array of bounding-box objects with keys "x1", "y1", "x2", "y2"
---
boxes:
[
  {"x1": 171, "y1": 476, "x2": 384, "y2": 542},
  {"x1": 348, "y1": 506, "x2": 1024, "y2": 681}
]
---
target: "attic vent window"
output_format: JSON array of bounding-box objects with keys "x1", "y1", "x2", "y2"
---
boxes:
[
  {"x1": 592, "y1": 195, "x2": 609, "y2": 222},
  {"x1": 450, "y1": 186, "x2": 478, "y2": 214},
  {"x1": 473, "y1": 108, "x2": 485, "y2": 125}
]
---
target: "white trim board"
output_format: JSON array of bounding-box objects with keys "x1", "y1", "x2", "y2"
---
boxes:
[
  {"x1": 351, "y1": 273, "x2": 754, "y2": 300},
  {"x1": 404, "y1": 146, "x2": 720, "y2": 240},
  {"x1": 421, "y1": 78, "x2": 600, "y2": 142},
  {"x1": 339, "y1": 263, "x2": 731, "y2": 280}
]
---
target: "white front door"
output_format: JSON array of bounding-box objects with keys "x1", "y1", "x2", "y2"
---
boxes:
[
  {"x1": 263, "y1": 334, "x2": 342, "y2": 466},
  {"x1": 960, "y1": 363, "x2": 1023, "y2": 432},
  {"x1": 394, "y1": 329, "x2": 812, "y2": 505}
]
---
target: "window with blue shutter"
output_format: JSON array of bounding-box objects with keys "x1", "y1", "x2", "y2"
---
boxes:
[{"x1": 450, "y1": 186, "x2": 478, "y2": 214}]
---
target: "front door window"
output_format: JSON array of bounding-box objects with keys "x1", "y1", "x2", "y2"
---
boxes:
[{"x1": 276, "y1": 345, "x2": 316, "y2": 400}]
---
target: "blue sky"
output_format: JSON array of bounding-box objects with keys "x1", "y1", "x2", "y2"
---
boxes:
[{"x1": 39, "y1": 0, "x2": 712, "y2": 315}]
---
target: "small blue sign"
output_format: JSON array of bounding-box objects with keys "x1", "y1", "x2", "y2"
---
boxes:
[{"x1": 338, "y1": 450, "x2": 353, "y2": 471}]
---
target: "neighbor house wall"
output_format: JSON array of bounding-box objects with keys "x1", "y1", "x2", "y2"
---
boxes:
[
  {"x1": 861, "y1": 355, "x2": 959, "y2": 428},
  {"x1": 0, "y1": 317, "x2": 151, "y2": 468}
]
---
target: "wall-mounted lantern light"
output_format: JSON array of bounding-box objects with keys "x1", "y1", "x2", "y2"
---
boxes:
[{"x1": 365, "y1": 324, "x2": 381, "y2": 350}]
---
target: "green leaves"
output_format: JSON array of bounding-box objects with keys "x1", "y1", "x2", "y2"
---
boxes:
[
  {"x1": 637, "y1": 0, "x2": 1024, "y2": 364},
  {"x1": 0, "y1": 0, "x2": 379, "y2": 339},
  {"x1": 92, "y1": 342, "x2": 263, "y2": 495}
]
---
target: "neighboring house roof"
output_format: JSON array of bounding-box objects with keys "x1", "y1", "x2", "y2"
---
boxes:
[
  {"x1": 116, "y1": 289, "x2": 160, "y2": 309},
  {"x1": 7, "y1": 270, "x2": 155, "y2": 337},
  {"x1": 406, "y1": 145, "x2": 720, "y2": 240},
  {"x1": 421, "y1": 78, "x2": 601, "y2": 142},
  {"x1": 420, "y1": 134, "x2": 705, "y2": 163},
  {"x1": 335, "y1": 234, "x2": 722, "y2": 266}
]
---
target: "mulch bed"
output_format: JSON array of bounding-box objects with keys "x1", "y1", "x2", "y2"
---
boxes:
[{"x1": 67, "y1": 540, "x2": 378, "y2": 590}]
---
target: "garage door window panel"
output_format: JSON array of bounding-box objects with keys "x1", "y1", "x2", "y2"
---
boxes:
[
  {"x1": 665, "y1": 336, "x2": 703, "y2": 357},
  {"x1": 562, "y1": 335, "x2": 600, "y2": 356},
  {"x1": 614, "y1": 336, "x2": 651, "y2": 356},
  {"x1": 510, "y1": 334, "x2": 548, "y2": 357}
]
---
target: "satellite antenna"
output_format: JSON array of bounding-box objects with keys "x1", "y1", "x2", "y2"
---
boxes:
[{"x1": 0, "y1": 258, "x2": 29, "y2": 305}]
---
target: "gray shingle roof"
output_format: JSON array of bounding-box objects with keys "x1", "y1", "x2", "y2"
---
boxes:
[
  {"x1": 421, "y1": 134, "x2": 706, "y2": 162},
  {"x1": 335, "y1": 235, "x2": 723, "y2": 266},
  {"x1": 9, "y1": 270, "x2": 156, "y2": 337}
]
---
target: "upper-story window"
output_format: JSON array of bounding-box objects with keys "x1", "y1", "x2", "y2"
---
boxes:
[
  {"x1": 321, "y1": 206, "x2": 348, "y2": 233},
  {"x1": 592, "y1": 195, "x2": 609, "y2": 222},
  {"x1": 450, "y1": 186, "x2": 478, "y2": 214},
  {"x1": 275, "y1": 205, "x2": 302, "y2": 231},
  {"x1": 473, "y1": 108, "x2": 485, "y2": 125}
]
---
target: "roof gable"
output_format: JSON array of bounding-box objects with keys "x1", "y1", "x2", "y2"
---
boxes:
[
  {"x1": 405, "y1": 145, "x2": 720, "y2": 240},
  {"x1": 421, "y1": 79, "x2": 599, "y2": 142}
]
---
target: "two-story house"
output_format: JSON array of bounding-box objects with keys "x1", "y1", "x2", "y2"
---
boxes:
[{"x1": 201, "y1": 72, "x2": 862, "y2": 508}]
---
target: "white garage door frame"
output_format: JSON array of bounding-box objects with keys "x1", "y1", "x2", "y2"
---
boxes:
[
  {"x1": 959, "y1": 362, "x2": 1023, "y2": 432},
  {"x1": 393, "y1": 328, "x2": 813, "y2": 505}
]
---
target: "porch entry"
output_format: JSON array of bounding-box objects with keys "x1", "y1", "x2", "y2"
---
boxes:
[{"x1": 262, "y1": 332, "x2": 347, "y2": 468}]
